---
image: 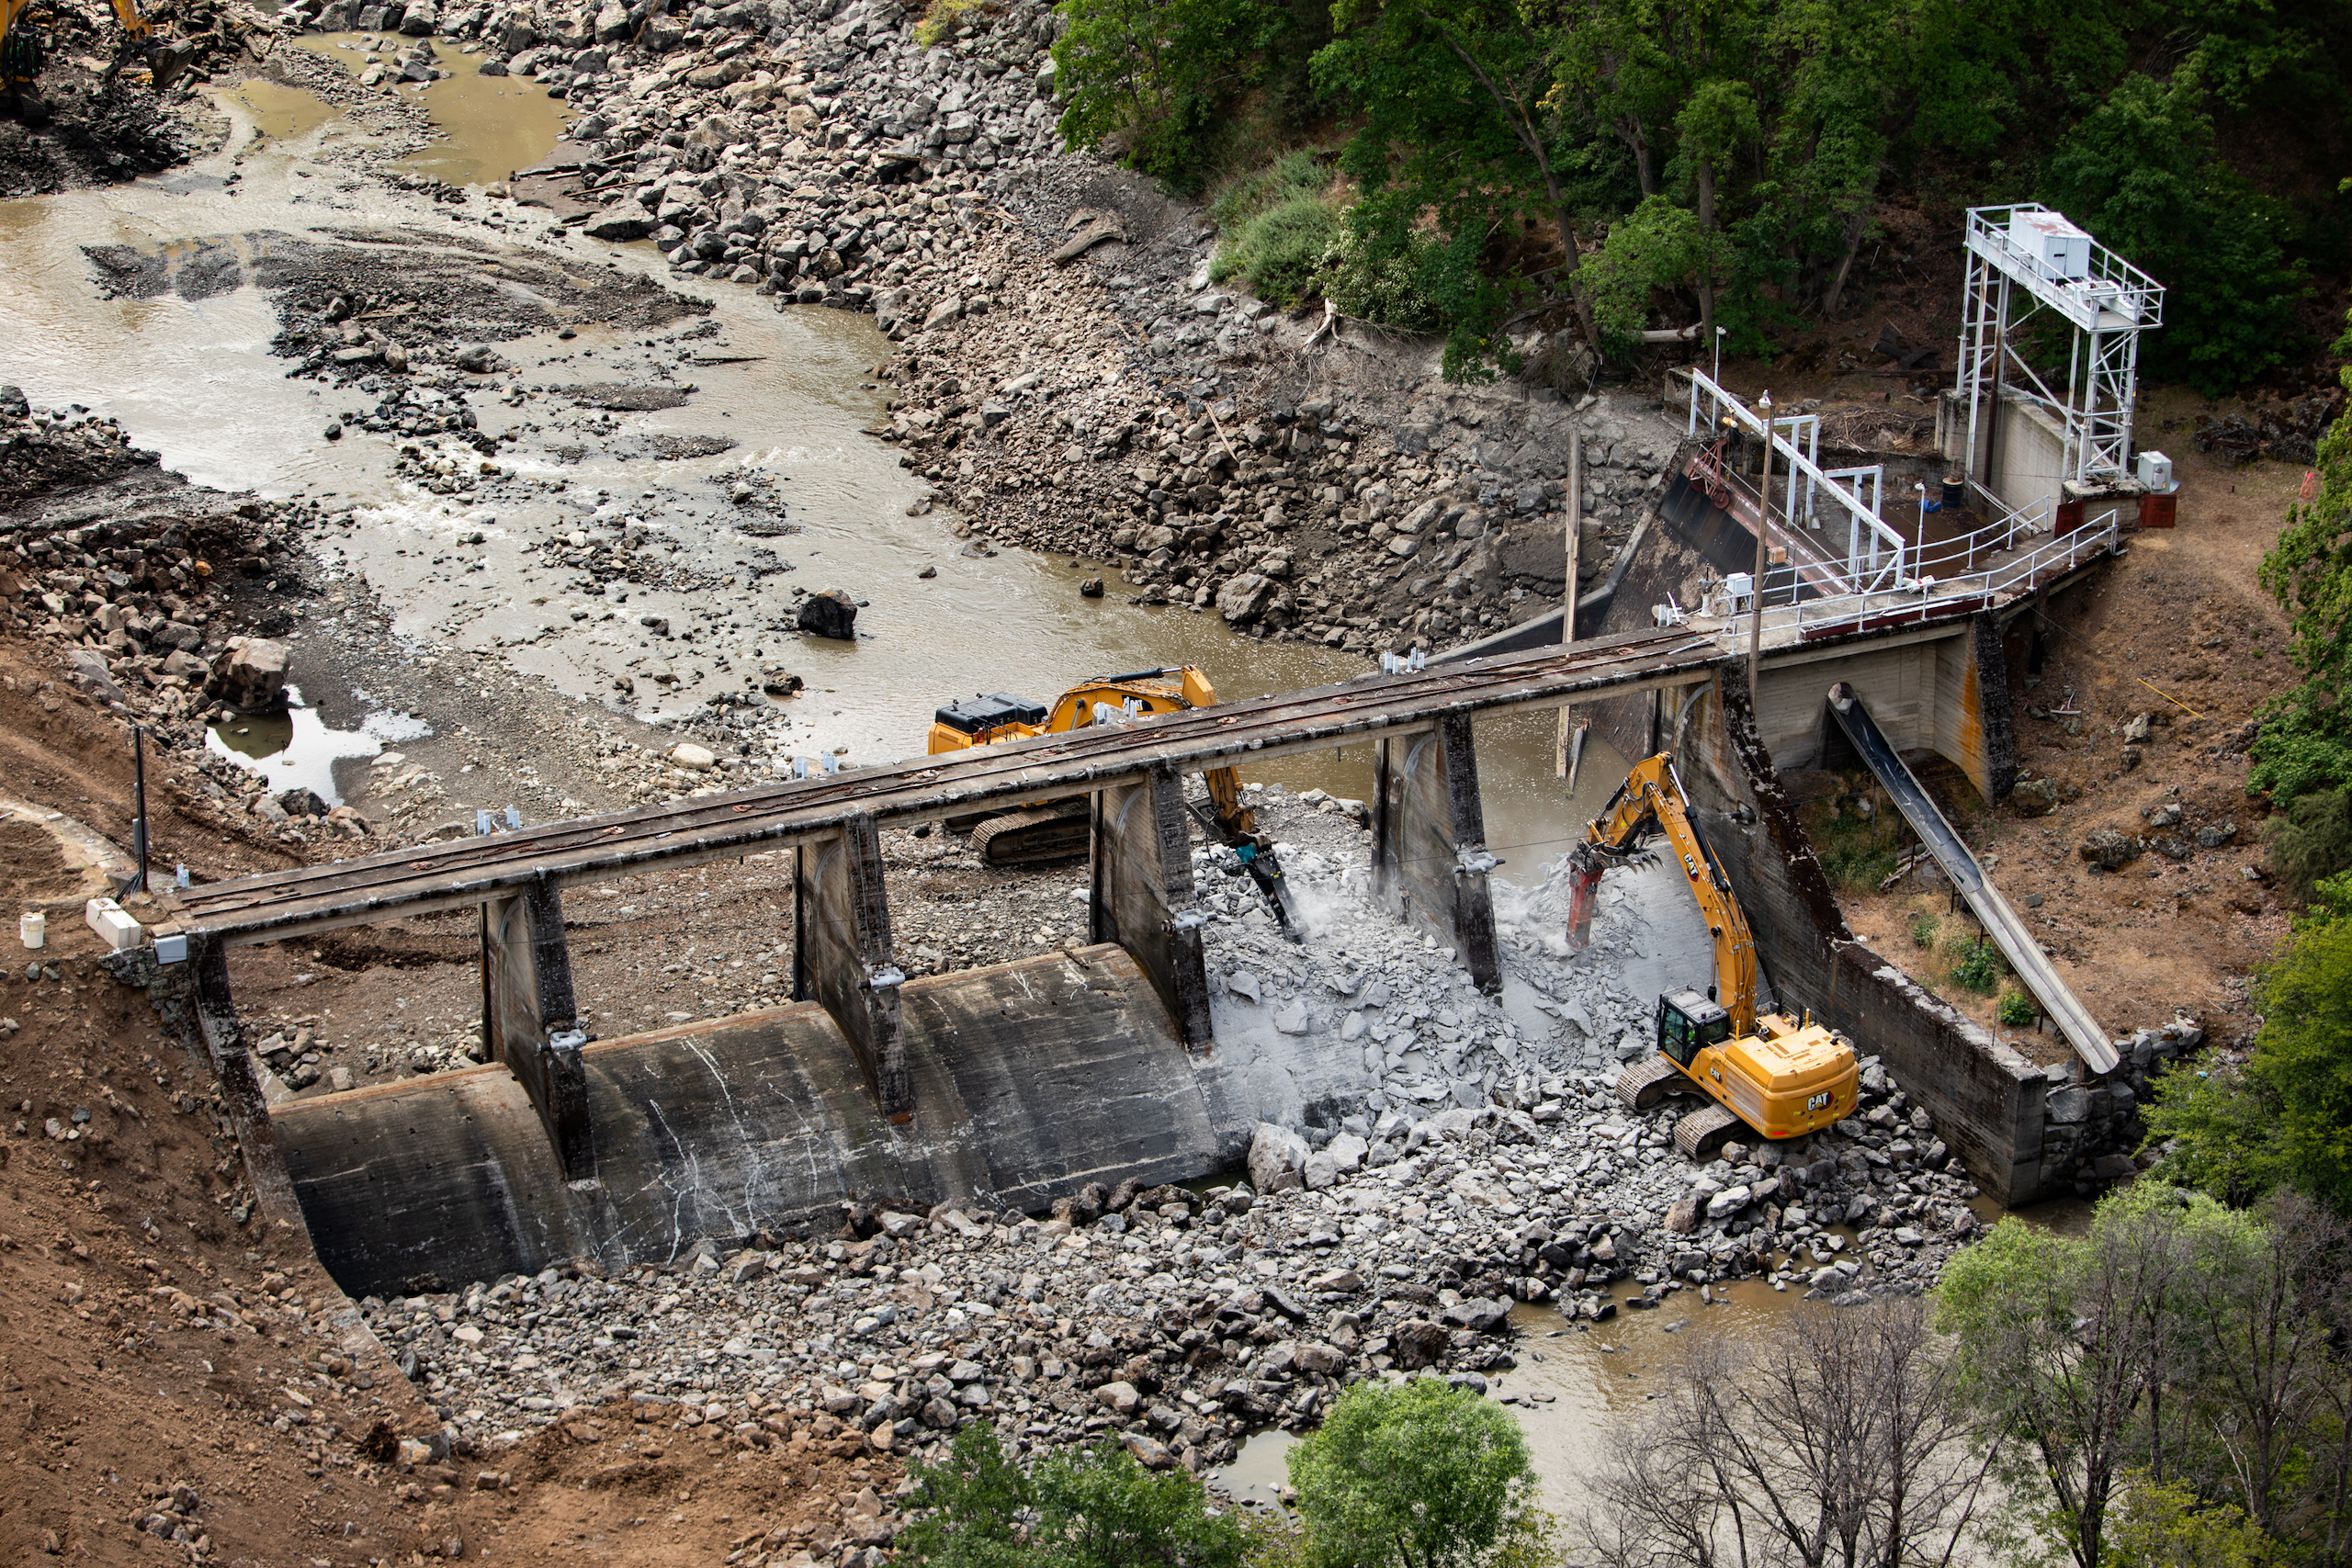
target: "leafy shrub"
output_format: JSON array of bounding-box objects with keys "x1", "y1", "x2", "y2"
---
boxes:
[
  {"x1": 1210, "y1": 194, "x2": 1340, "y2": 305},
  {"x1": 1207, "y1": 147, "x2": 1325, "y2": 231},
  {"x1": 1573, "y1": 195, "x2": 1705, "y2": 358},
  {"x1": 1810, "y1": 807, "x2": 1898, "y2": 895},
  {"x1": 911, "y1": 0, "x2": 984, "y2": 48},
  {"x1": 897, "y1": 1423, "x2": 1253, "y2": 1568},
  {"x1": 1997, "y1": 990, "x2": 2039, "y2": 1028},
  {"x1": 1289, "y1": 1377, "x2": 1537, "y2": 1568},
  {"x1": 1951, "y1": 938, "x2": 2005, "y2": 994},
  {"x1": 1910, "y1": 912, "x2": 1939, "y2": 950},
  {"x1": 1317, "y1": 225, "x2": 1442, "y2": 329},
  {"x1": 2145, "y1": 911, "x2": 2352, "y2": 1212},
  {"x1": 2267, "y1": 787, "x2": 2352, "y2": 901}
]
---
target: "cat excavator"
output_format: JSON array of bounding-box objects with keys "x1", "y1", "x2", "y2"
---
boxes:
[
  {"x1": 3, "y1": 0, "x2": 185, "y2": 118},
  {"x1": 929, "y1": 665, "x2": 1258, "y2": 867},
  {"x1": 1568, "y1": 753, "x2": 1860, "y2": 1156}
]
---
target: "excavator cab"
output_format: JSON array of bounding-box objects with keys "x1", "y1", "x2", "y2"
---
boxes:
[{"x1": 1657, "y1": 989, "x2": 1730, "y2": 1068}]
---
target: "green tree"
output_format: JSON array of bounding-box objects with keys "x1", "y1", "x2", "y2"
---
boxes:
[
  {"x1": 898, "y1": 1425, "x2": 1254, "y2": 1568},
  {"x1": 2041, "y1": 68, "x2": 2307, "y2": 393},
  {"x1": 1311, "y1": 0, "x2": 1605, "y2": 378},
  {"x1": 2252, "y1": 312, "x2": 2352, "y2": 812},
  {"x1": 1574, "y1": 194, "x2": 1703, "y2": 356},
  {"x1": 1051, "y1": 0, "x2": 1289, "y2": 185},
  {"x1": 2146, "y1": 907, "x2": 2352, "y2": 1215},
  {"x1": 2106, "y1": 1472, "x2": 2282, "y2": 1568},
  {"x1": 897, "y1": 1422, "x2": 1036, "y2": 1568},
  {"x1": 1287, "y1": 1377, "x2": 1537, "y2": 1568},
  {"x1": 1934, "y1": 1189, "x2": 2232, "y2": 1568}
]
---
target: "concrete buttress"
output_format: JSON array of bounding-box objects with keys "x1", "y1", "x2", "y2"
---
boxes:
[
  {"x1": 1372, "y1": 711, "x2": 1501, "y2": 993},
  {"x1": 792, "y1": 813, "x2": 910, "y2": 1120},
  {"x1": 1089, "y1": 764, "x2": 1214, "y2": 1047},
  {"x1": 480, "y1": 874, "x2": 593, "y2": 1178}
]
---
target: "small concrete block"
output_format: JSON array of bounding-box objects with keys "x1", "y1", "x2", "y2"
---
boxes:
[{"x1": 85, "y1": 897, "x2": 141, "y2": 952}]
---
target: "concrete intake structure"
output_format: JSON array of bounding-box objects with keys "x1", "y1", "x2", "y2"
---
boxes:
[{"x1": 273, "y1": 945, "x2": 1217, "y2": 1300}]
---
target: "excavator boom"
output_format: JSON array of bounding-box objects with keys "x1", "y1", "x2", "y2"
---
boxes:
[
  {"x1": 1581, "y1": 752, "x2": 1861, "y2": 1153},
  {"x1": 1567, "y1": 753, "x2": 1759, "y2": 1033}
]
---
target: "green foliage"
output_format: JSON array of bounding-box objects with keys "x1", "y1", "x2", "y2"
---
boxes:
[
  {"x1": 1210, "y1": 195, "x2": 1341, "y2": 305},
  {"x1": 1051, "y1": 0, "x2": 1289, "y2": 186},
  {"x1": 1804, "y1": 804, "x2": 1897, "y2": 894},
  {"x1": 1911, "y1": 911, "x2": 1939, "y2": 949},
  {"x1": 2145, "y1": 910, "x2": 2352, "y2": 1213},
  {"x1": 1309, "y1": 0, "x2": 1594, "y2": 379},
  {"x1": 1288, "y1": 1378, "x2": 1535, "y2": 1568},
  {"x1": 898, "y1": 1423, "x2": 1035, "y2": 1568},
  {"x1": 912, "y1": 0, "x2": 985, "y2": 49},
  {"x1": 899, "y1": 1425, "x2": 1253, "y2": 1568},
  {"x1": 2252, "y1": 316, "x2": 2352, "y2": 800},
  {"x1": 1575, "y1": 197, "x2": 1704, "y2": 359},
  {"x1": 2266, "y1": 786, "x2": 2352, "y2": 900},
  {"x1": 1951, "y1": 937, "x2": 2005, "y2": 994},
  {"x1": 1998, "y1": 989, "x2": 2039, "y2": 1027},
  {"x1": 2040, "y1": 69, "x2": 2307, "y2": 393},
  {"x1": 1317, "y1": 225, "x2": 1444, "y2": 330},
  {"x1": 1207, "y1": 149, "x2": 1328, "y2": 232},
  {"x1": 2108, "y1": 1473, "x2": 2282, "y2": 1568}
]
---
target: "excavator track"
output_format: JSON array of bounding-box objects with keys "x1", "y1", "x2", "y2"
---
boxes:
[
  {"x1": 968, "y1": 804, "x2": 1091, "y2": 867},
  {"x1": 1615, "y1": 1055, "x2": 1685, "y2": 1113},
  {"x1": 1674, "y1": 1103, "x2": 1742, "y2": 1159}
]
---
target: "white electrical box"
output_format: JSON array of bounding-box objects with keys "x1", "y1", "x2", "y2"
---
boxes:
[
  {"x1": 2136, "y1": 450, "x2": 2175, "y2": 491},
  {"x1": 1724, "y1": 571, "x2": 1755, "y2": 610},
  {"x1": 2008, "y1": 209, "x2": 2091, "y2": 279}
]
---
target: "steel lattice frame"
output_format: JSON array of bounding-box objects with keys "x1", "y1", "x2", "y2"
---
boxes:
[{"x1": 1957, "y1": 205, "x2": 2163, "y2": 490}]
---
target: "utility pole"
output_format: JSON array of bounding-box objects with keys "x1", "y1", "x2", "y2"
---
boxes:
[
  {"x1": 1555, "y1": 429, "x2": 1581, "y2": 779},
  {"x1": 1747, "y1": 389, "x2": 1773, "y2": 716}
]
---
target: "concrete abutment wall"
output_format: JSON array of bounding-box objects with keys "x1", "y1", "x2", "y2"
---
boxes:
[{"x1": 1673, "y1": 671, "x2": 2052, "y2": 1203}]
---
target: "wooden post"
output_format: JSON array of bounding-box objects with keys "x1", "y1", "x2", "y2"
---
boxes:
[{"x1": 1555, "y1": 429, "x2": 1582, "y2": 779}]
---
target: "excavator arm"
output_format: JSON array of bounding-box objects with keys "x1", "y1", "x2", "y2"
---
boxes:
[
  {"x1": 107, "y1": 0, "x2": 147, "y2": 43},
  {"x1": 1043, "y1": 666, "x2": 1254, "y2": 841},
  {"x1": 1566, "y1": 753, "x2": 1760, "y2": 1034}
]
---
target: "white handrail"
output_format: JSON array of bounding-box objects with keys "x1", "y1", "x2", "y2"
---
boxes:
[
  {"x1": 1725, "y1": 508, "x2": 2122, "y2": 643},
  {"x1": 1684, "y1": 367, "x2": 1910, "y2": 590}
]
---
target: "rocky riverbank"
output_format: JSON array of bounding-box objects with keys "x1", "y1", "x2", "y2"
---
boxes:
[{"x1": 251, "y1": 0, "x2": 1689, "y2": 660}]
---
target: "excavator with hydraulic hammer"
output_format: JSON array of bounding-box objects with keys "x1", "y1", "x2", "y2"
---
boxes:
[
  {"x1": 1568, "y1": 753, "x2": 1860, "y2": 1156},
  {"x1": 929, "y1": 665, "x2": 1259, "y2": 868},
  {"x1": 2, "y1": 0, "x2": 187, "y2": 120}
]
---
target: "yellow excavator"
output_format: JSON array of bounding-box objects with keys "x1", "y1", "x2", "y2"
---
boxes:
[
  {"x1": 929, "y1": 665, "x2": 1256, "y2": 867},
  {"x1": 3, "y1": 0, "x2": 184, "y2": 118},
  {"x1": 1568, "y1": 753, "x2": 1860, "y2": 1157}
]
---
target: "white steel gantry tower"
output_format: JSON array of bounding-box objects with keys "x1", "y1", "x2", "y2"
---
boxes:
[{"x1": 1957, "y1": 204, "x2": 2165, "y2": 490}]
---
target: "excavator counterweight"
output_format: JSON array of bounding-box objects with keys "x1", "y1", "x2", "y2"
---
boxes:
[
  {"x1": 1575, "y1": 753, "x2": 1860, "y2": 1152},
  {"x1": 928, "y1": 665, "x2": 1257, "y2": 868}
]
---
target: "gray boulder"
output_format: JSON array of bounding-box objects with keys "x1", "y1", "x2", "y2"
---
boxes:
[{"x1": 209, "y1": 637, "x2": 291, "y2": 713}]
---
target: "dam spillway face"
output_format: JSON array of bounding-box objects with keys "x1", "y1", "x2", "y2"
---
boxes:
[{"x1": 275, "y1": 946, "x2": 1216, "y2": 1299}]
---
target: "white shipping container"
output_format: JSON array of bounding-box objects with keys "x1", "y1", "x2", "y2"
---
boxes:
[{"x1": 2008, "y1": 209, "x2": 2091, "y2": 279}]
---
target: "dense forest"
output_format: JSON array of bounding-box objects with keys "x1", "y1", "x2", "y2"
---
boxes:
[{"x1": 1045, "y1": 0, "x2": 2347, "y2": 389}]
